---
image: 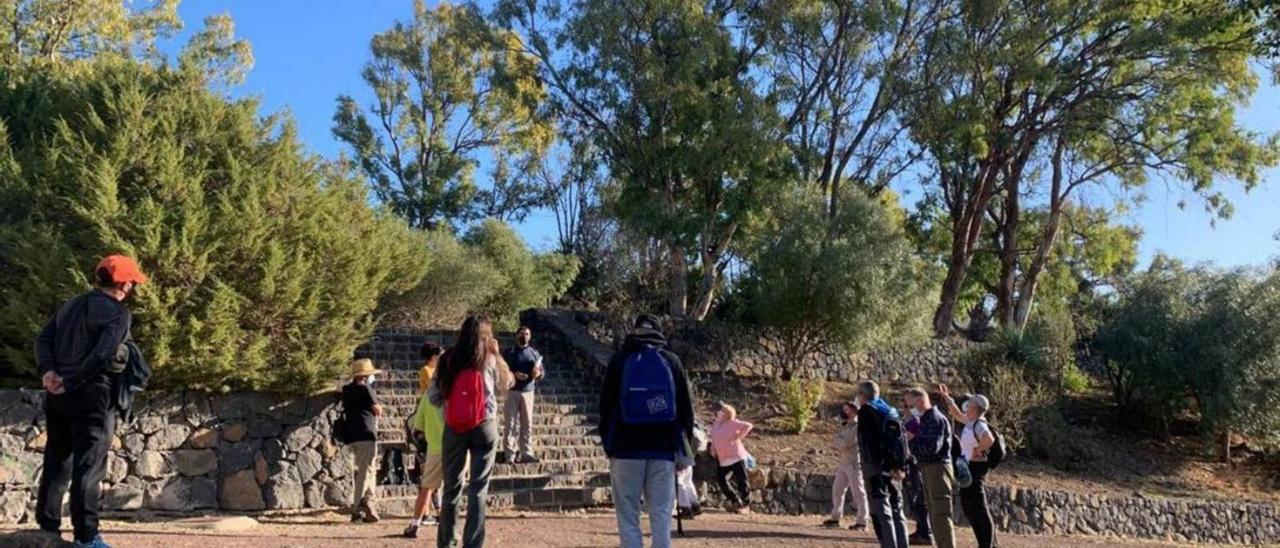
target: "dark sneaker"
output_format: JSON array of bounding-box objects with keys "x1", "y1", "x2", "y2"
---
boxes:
[
  {"x1": 908, "y1": 534, "x2": 933, "y2": 546},
  {"x1": 402, "y1": 524, "x2": 419, "y2": 538}
]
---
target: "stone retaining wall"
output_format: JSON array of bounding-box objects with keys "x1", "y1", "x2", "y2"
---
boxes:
[
  {"x1": 0, "y1": 388, "x2": 351, "y2": 523},
  {"x1": 701, "y1": 470, "x2": 1280, "y2": 546},
  {"x1": 527, "y1": 308, "x2": 967, "y2": 385}
]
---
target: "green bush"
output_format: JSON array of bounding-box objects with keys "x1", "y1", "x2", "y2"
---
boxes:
[
  {"x1": 775, "y1": 377, "x2": 825, "y2": 434},
  {"x1": 381, "y1": 219, "x2": 580, "y2": 330},
  {"x1": 0, "y1": 61, "x2": 427, "y2": 394}
]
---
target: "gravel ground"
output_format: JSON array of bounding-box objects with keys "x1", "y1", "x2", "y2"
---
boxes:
[{"x1": 1, "y1": 510, "x2": 1196, "y2": 547}]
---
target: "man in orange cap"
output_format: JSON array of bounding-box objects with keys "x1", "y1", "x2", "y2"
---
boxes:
[{"x1": 33, "y1": 254, "x2": 147, "y2": 548}]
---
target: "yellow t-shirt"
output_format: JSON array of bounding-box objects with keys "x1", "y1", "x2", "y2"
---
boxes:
[{"x1": 418, "y1": 363, "x2": 437, "y2": 395}]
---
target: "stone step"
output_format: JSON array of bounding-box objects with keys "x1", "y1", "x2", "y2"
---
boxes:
[{"x1": 375, "y1": 486, "x2": 611, "y2": 517}]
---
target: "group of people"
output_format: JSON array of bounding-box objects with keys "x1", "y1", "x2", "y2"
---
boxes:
[
  {"x1": 336, "y1": 319, "x2": 547, "y2": 546},
  {"x1": 823, "y1": 381, "x2": 1001, "y2": 548},
  {"x1": 28, "y1": 254, "x2": 1000, "y2": 548}
]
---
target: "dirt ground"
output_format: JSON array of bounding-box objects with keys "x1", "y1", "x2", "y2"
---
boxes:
[{"x1": 0, "y1": 510, "x2": 1197, "y2": 548}]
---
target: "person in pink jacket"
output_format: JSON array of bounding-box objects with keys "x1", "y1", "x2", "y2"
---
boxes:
[{"x1": 709, "y1": 402, "x2": 754, "y2": 513}]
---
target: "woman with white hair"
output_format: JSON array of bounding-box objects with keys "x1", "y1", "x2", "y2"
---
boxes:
[{"x1": 937, "y1": 384, "x2": 997, "y2": 548}]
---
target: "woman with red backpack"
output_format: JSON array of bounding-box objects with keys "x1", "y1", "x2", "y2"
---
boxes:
[{"x1": 427, "y1": 316, "x2": 513, "y2": 548}]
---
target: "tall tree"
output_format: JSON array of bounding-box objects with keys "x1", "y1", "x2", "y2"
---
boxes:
[
  {"x1": 769, "y1": 0, "x2": 942, "y2": 215},
  {"x1": 0, "y1": 0, "x2": 180, "y2": 69},
  {"x1": 905, "y1": 0, "x2": 1276, "y2": 336},
  {"x1": 496, "y1": 0, "x2": 792, "y2": 319},
  {"x1": 333, "y1": 0, "x2": 553, "y2": 231}
]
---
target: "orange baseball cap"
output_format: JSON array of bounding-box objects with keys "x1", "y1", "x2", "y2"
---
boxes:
[{"x1": 96, "y1": 255, "x2": 149, "y2": 285}]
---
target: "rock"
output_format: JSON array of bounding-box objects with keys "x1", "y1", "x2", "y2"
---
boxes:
[
  {"x1": 218, "y1": 441, "x2": 256, "y2": 472},
  {"x1": 146, "y1": 424, "x2": 191, "y2": 451},
  {"x1": 25, "y1": 432, "x2": 46, "y2": 452},
  {"x1": 103, "y1": 484, "x2": 144, "y2": 511},
  {"x1": 248, "y1": 417, "x2": 282, "y2": 439},
  {"x1": 324, "y1": 480, "x2": 353, "y2": 508},
  {"x1": 188, "y1": 428, "x2": 219, "y2": 450},
  {"x1": 284, "y1": 426, "x2": 316, "y2": 452},
  {"x1": 173, "y1": 449, "x2": 218, "y2": 477},
  {"x1": 1, "y1": 490, "x2": 27, "y2": 523},
  {"x1": 220, "y1": 423, "x2": 248, "y2": 443},
  {"x1": 295, "y1": 449, "x2": 322, "y2": 481},
  {"x1": 146, "y1": 476, "x2": 193, "y2": 512},
  {"x1": 304, "y1": 481, "x2": 326, "y2": 509},
  {"x1": 134, "y1": 451, "x2": 169, "y2": 479},
  {"x1": 123, "y1": 434, "x2": 145, "y2": 454},
  {"x1": 138, "y1": 415, "x2": 167, "y2": 435},
  {"x1": 265, "y1": 480, "x2": 305, "y2": 510},
  {"x1": 107, "y1": 453, "x2": 129, "y2": 483},
  {"x1": 254, "y1": 452, "x2": 269, "y2": 485},
  {"x1": 219, "y1": 470, "x2": 265, "y2": 511},
  {"x1": 191, "y1": 477, "x2": 217, "y2": 510}
]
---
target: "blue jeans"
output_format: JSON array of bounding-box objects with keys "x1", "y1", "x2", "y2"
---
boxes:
[{"x1": 610, "y1": 458, "x2": 676, "y2": 548}]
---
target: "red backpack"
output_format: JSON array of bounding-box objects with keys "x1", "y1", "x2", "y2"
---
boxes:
[{"x1": 445, "y1": 368, "x2": 487, "y2": 433}]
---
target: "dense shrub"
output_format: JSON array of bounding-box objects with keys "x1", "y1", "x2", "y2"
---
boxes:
[
  {"x1": 0, "y1": 61, "x2": 427, "y2": 394},
  {"x1": 382, "y1": 219, "x2": 580, "y2": 330},
  {"x1": 774, "y1": 377, "x2": 825, "y2": 434},
  {"x1": 1097, "y1": 258, "x2": 1280, "y2": 450}
]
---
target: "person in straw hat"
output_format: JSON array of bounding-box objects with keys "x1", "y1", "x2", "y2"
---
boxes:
[{"x1": 342, "y1": 358, "x2": 384, "y2": 523}]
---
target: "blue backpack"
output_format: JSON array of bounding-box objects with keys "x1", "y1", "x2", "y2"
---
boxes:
[{"x1": 619, "y1": 346, "x2": 677, "y2": 425}]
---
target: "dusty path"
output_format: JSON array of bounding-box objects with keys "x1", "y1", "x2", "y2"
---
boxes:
[{"x1": 2, "y1": 510, "x2": 1195, "y2": 547}]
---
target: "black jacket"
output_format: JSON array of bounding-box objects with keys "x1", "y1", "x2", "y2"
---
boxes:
[
  {"x1": 34, "y1": 290, "x2": 132, "y2": 394},
  {"x1": 598, "y1": 328, "x2": 695, "y2": 460}
]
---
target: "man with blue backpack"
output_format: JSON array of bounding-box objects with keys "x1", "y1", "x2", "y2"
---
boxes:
[
  {"x1": 599, "y1": 314, "x2": 695, "y2": 548},
  {"x1": 856, "y1": 380, "x2": 911, "y2": 548}
]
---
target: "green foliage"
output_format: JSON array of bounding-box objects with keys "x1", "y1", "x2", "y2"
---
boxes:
[
  {"x1": 0, "y1": 0, "x2": 181, "y2": 69},
  {"x1": 333, "y1": 0, "x2": 552, "y2": 231},
  {"x1": 0, "y1": 61, "x2": 428, "y2": 394},
  {"x1": 743, "y1": 186, "x2": 931, "y2": 375},
  {"x1": 774, "y1": 377, "x2": 825, "y2": 434},
  {"x1": 1097, "y1": 258, "x2": 1280, "y2": 449},
  {"x1": 382, "y1": 219, "x2": 579, "y2": 331}
]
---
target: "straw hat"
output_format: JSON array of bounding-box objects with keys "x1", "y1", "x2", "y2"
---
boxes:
[{"x1": 349, "y1": 358, "x2": 382, "y2": 379}]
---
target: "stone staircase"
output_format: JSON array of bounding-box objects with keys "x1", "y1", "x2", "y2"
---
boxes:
[{"x1": 353, "y1": 328, "x2": 612, "y2": 516}]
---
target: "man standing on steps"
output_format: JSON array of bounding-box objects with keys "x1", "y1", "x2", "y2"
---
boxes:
[
  {"x1": 501, "y1": 326, "x2": 543, "y2": 464},
  {"x1": 599, "y1": 314, "x2": 695, "y2": 548},
  {"x1": 35, "y1": 255, "x2": 147, "y2": 548}
]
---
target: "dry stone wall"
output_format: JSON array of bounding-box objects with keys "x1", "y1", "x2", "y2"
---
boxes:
[{"x1": 528, "y1": 308, "x2": 968, "y2": 385}]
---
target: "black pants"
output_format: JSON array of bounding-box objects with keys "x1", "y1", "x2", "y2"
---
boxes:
[
  {"x1": 37, "y1": 376, "x2": 115, "y2": 543},
  {"x1": 905, "y1": 464, "x2": 931, "y2": 538},
  {"x1": 959, "y1": 461, "x2": 997, "y2": 548},
  {"x1": 716, "y1": 461, "x2": 749, "y2": 507},
  {"x1": 438, "y1": 419, "x2": 497, "y2": 548},
  {"x1": 865, "y1": 473, "x2": 908, "y2": 548}
]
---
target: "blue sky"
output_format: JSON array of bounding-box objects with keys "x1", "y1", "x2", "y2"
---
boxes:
[{"x1": 166, "y1": 0, "x2": 1280, "y2": 267}]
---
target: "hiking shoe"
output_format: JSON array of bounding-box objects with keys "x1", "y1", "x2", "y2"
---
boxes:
[
  {"x1": 849, "y1": 522, "x2": 867, "y2": 531},
  {"x1": 402, "y1": 524, "x2": 420, "y2": 538},
  {"x1": 74, "y1": 535, "x2": 111, "y2": 548},
  {"x1": 822, "y1": 518, "x2": 840, "y2": 528}
]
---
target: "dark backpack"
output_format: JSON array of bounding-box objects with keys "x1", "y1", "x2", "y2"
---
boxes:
[
  {"x1": 111, "y1": 330, "x2": 150, "y2": 423},
  {"x1": 881, "y1": 412, "x2": 911, "y2": 471},
  {"x1": 982, "y1": 420, "x2": 1008, "y2": 469},
  {"x1": 619, "y1": 346, "x2": 677, "y2": 425}
]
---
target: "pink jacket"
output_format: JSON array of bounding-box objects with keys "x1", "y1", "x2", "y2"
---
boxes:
[{"x1": 709, "y1": 418, "x2": 754, "y2": 466}]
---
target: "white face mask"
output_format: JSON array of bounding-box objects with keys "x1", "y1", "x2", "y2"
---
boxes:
[{"x1": 910, "y1": 408, "x2": 923, "y2": 419}]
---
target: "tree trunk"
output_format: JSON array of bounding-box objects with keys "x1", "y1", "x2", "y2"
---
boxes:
[
  {"x1": 666, "y1": 238, "x2": 688, "y2": 317},
  {"x1": 1012, "y1": 135, "x2": 1068, "y2": 330}
]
